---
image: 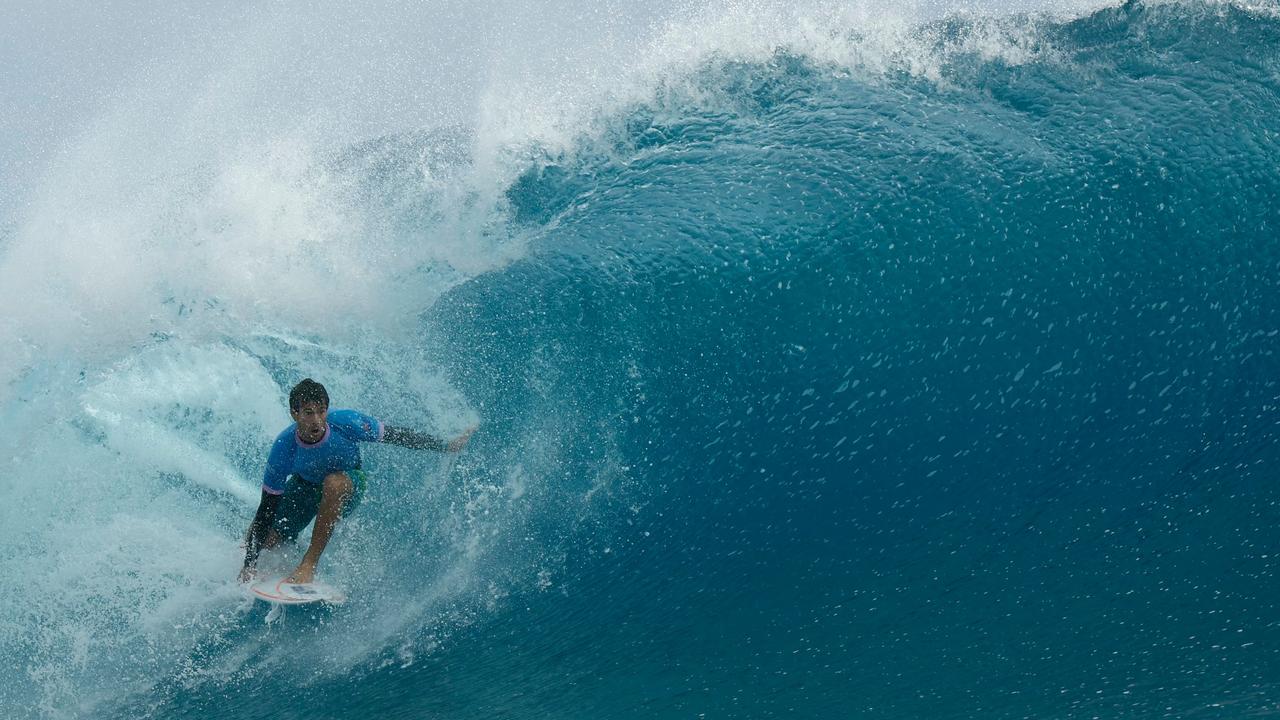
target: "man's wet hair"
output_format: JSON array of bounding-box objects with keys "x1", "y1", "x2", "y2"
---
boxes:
[{"x1": 289, "y1": 378, "x2": 330, "y2": 411}]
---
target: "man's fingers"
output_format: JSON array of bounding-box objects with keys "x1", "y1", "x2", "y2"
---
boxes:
[{"x1": 448, "y1": 424, "x2": 479, "y2": 452}]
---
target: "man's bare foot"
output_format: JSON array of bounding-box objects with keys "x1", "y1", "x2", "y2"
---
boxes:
[{"x1": 286, "y1": 564, "x2": 316, "y2": 584}]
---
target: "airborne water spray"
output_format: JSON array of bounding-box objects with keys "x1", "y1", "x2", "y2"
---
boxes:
[
  {"x1": 0, "y1": 1, "x2": 687, "y2": 714},
  {"x1": 3, "y1": 1, "x2": 1279, "y2": 719}
]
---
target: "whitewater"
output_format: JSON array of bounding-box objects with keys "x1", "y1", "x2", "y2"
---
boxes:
[{"x1": 1, "y1": 0, "x2": 1278, "y2": 718}]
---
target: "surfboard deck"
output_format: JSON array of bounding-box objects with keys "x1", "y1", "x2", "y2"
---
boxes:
[{"x1": 248, "y1": 577, "x2": 347, "y2": 605}]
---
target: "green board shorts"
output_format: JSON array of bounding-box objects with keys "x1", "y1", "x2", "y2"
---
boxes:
[{"x1": 273, "y1": 469, "x2": 368, "y2": 543}]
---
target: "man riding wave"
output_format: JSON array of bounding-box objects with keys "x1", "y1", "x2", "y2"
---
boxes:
[{"x1": 239, "y1": 378, "x2": 475, "y2": 584}]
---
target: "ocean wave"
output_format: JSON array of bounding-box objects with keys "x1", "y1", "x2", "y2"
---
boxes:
[{"x1": 1, "y1": 2, "x2": 1278, "y2": 717}]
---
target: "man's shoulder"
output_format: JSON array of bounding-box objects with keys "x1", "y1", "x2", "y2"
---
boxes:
[
  {"x1": 267, "y1": 424, "x2": 298, "y2": 460},
  {"x1": 328, "y1": 409, "x2": 382, "y2": 440}
]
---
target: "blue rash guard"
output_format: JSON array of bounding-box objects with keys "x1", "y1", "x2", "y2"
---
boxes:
[{"x1": 261, "y1": 409, "x2": 385, "y2": 495}]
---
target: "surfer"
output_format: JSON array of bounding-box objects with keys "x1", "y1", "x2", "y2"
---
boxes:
[{"x1": 238, "y1": 378, "x2": 475, "y2": 584}]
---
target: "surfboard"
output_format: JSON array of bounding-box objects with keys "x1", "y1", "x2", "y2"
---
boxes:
[{"x1": 248, "y1": 577, "x2": 347, "y2": 605}]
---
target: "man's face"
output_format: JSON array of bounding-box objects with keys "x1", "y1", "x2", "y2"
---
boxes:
[{"x1": 291, "y1": 401, "x2": 329, "y2": 443}]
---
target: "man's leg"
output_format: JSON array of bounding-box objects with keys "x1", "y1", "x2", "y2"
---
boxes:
[
  {"x1": 273, "y1": 476, "x2": 323, "y2": 545},
  {"x1": 262, "y1": 528, "x2": 284, "y2": 550},
  {"x1": 287, "y1": 471, "x2": 354, "y2": 583}
]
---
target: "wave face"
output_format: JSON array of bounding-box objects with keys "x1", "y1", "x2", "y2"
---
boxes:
[{"x1": 2, "y1": 2, "x2": 1280, "y2": 718}]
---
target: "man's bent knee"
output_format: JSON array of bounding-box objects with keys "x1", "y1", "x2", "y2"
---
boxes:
[{"x1": 323, "y1": 471, "x2": 354, "y2": 500}]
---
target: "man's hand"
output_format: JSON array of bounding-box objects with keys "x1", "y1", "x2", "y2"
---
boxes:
[{"x1": 447, "y1": 424, "x2": 478, "y2": 453}]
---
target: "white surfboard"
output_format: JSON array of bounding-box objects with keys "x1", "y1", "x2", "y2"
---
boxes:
[{"x1": 248, "y1": 577, "x2": 347, "y2": 605}]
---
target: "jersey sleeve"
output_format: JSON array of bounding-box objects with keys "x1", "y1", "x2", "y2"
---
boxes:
[
  {"x1": 328, "y1": 409, "x2": 385, "y2": 443},
  {"x1": 261, "y1": 431, "x2": 296, "y2": 495}
]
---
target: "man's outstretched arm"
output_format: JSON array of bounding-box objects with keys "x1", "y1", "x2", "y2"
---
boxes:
[
  {"x1": 382, "y1": 426, "x2": 446, "y2": 451},
  {"x1": 239, "y1": 491, "x2": 281, "y2": 582},
  {"x1": 383, "y1": 424, "x2": 476, "y2": 453}
]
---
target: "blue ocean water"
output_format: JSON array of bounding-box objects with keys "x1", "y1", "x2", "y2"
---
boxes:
[{"x1": 1, "y1": 2, "x2": 1278, "y2": 718}]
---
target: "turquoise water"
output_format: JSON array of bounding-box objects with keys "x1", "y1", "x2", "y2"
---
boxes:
[{"x1": 1, "y1": 2, "x2": 1278, "y2": 718}]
